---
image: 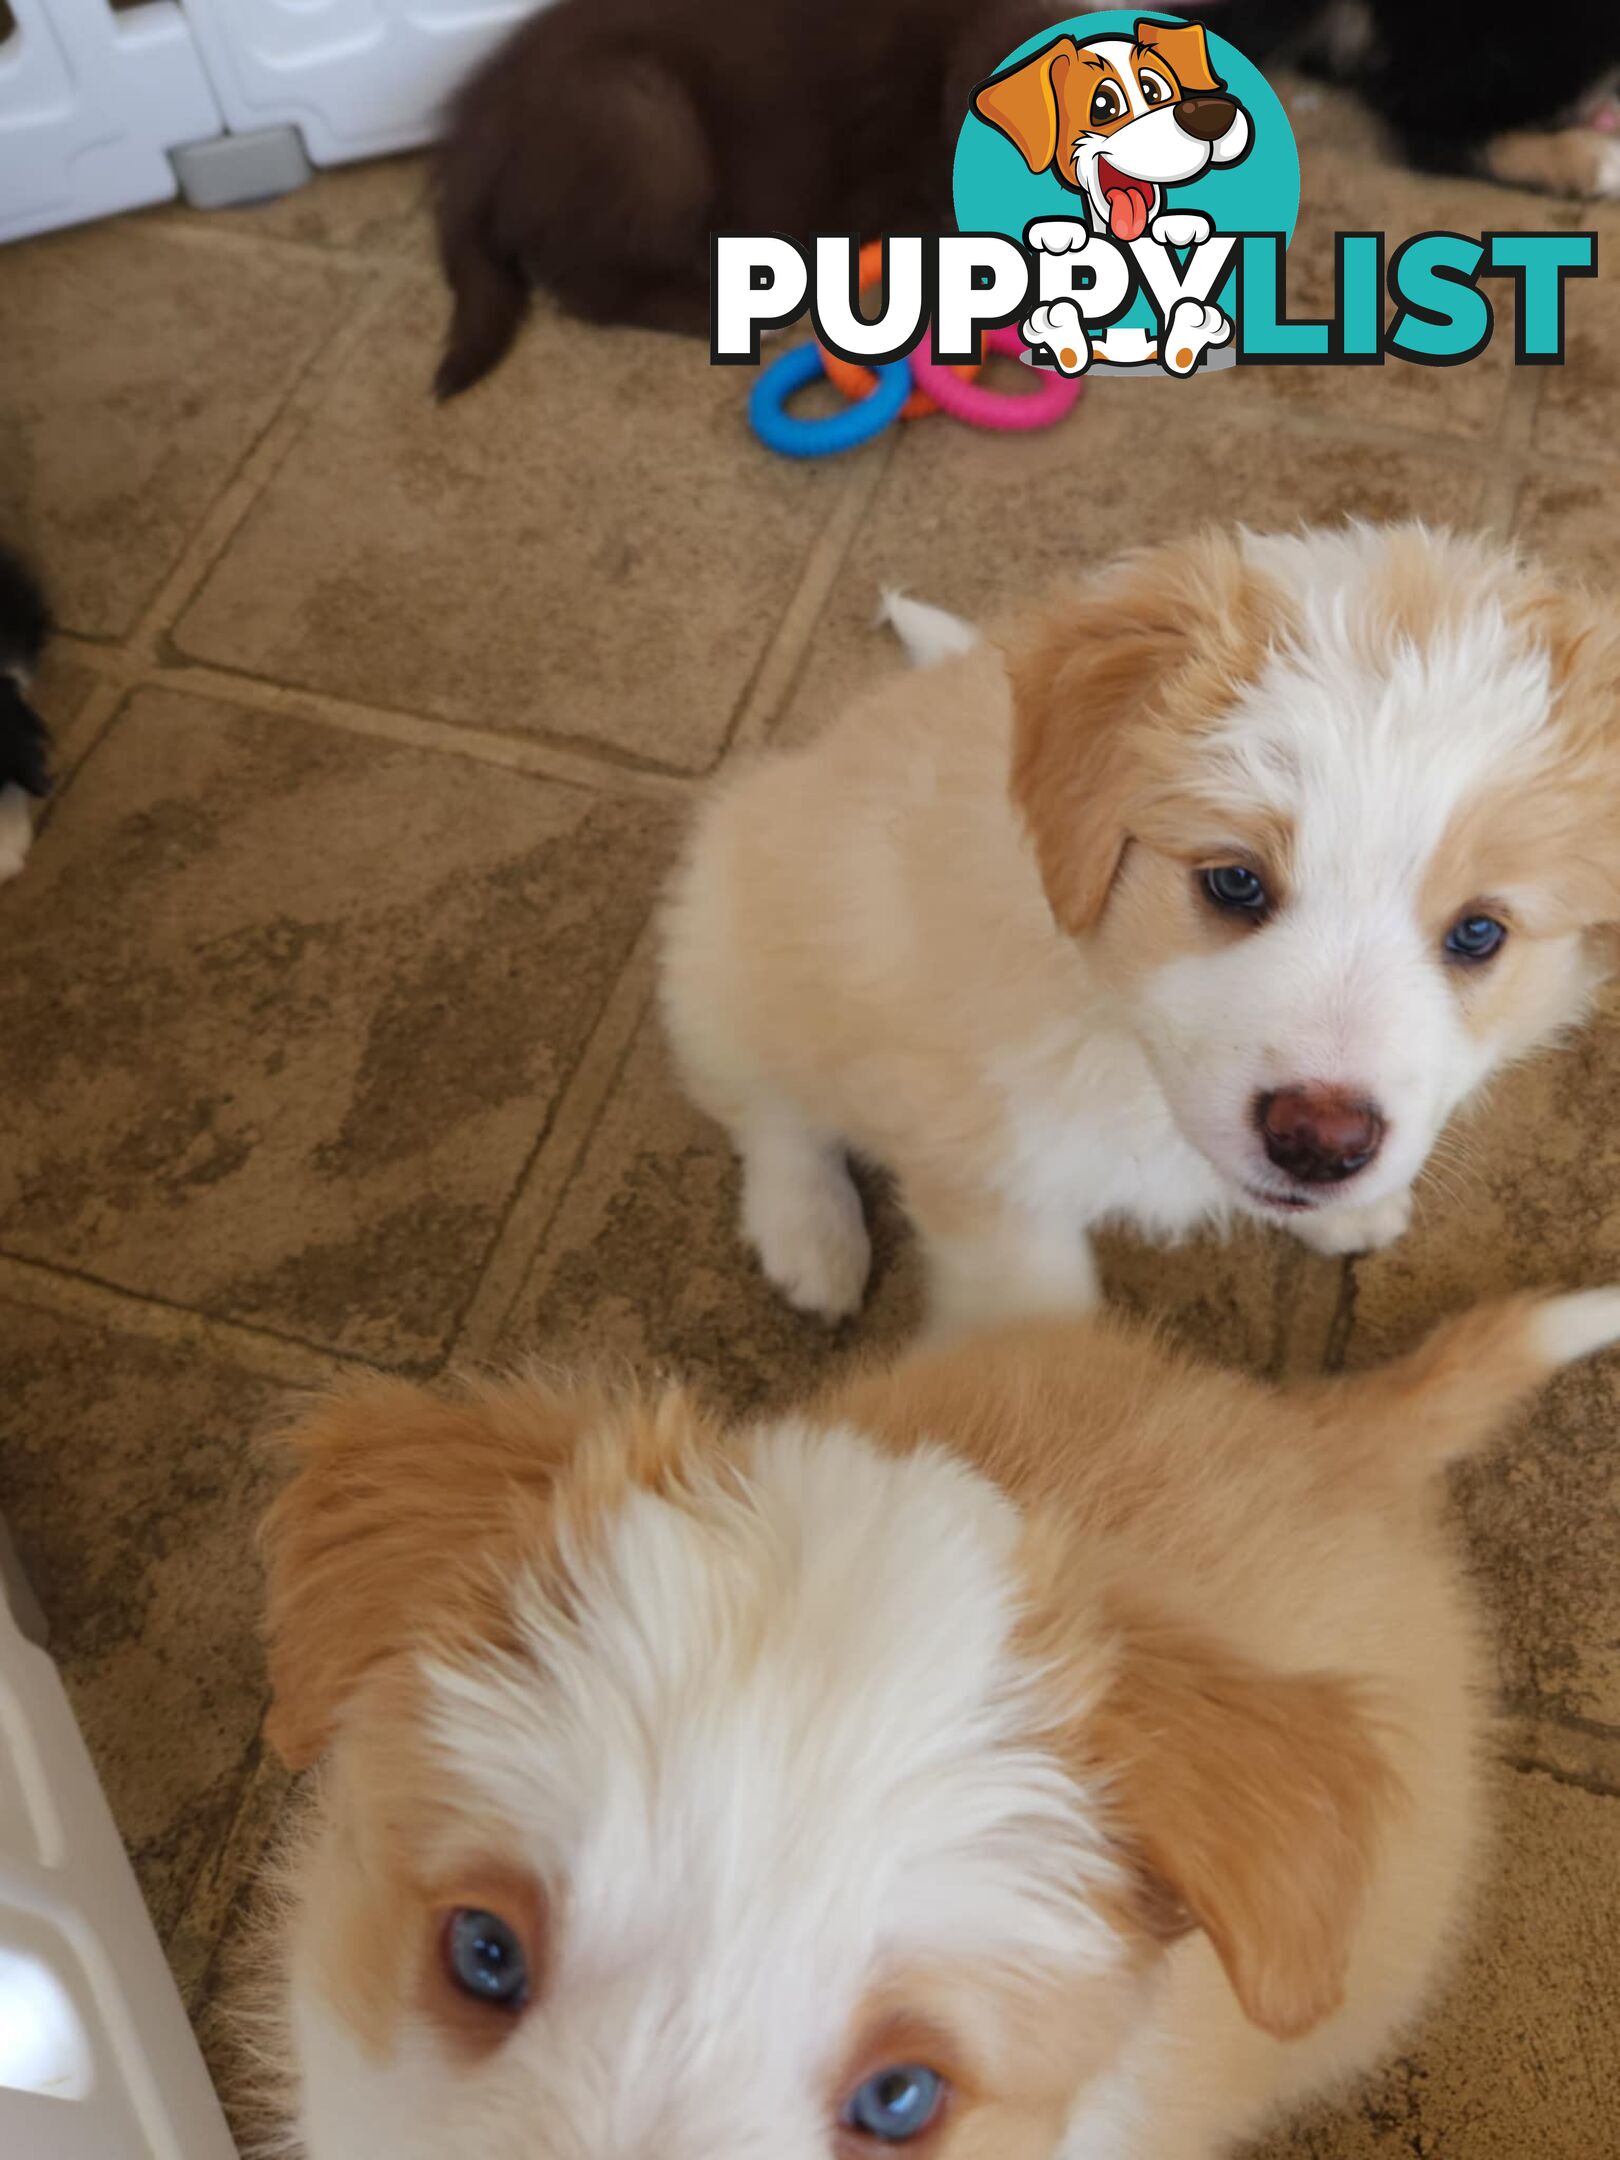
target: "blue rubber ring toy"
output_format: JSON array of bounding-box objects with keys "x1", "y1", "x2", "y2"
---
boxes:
[{"x1": 748, "y1": 341, "x2": 912, "y2": 458}]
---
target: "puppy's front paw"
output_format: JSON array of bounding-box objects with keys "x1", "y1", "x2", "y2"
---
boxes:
[
  {"x1": 1149, "y1": 209, "x2": 1213, "y2": 249},
  {"x1": 1294, "y1": 1188, "x2": 1413, "y2": 1258},
  {"x1": 742, "y1": 1144, "x2": 870, "y2": 1321}
]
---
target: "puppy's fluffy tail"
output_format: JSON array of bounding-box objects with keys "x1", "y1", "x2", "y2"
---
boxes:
[
  {"x1": 878, "y1": 591, "x2": 980, "y2": 668},
  {"x1": 433, "y1": 170, "x2": 528, "y2": 402},
  {"x1": 1315, "y1": 1286, "x2": 1620, "y2": 1473}
]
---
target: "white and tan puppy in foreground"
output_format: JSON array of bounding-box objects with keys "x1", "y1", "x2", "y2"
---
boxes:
[
  {"x1": 661, "y1": 525, "x2": 1620, "y2": 1331},
  {"x1": 258, "y1": 1284, "x2": 1620, "y2": 2158}
]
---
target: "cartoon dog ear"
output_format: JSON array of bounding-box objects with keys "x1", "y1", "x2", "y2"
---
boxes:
[
  {"x1": 1087, "y1": 1607, "x2": 1403, "y2": 2040},
  {"x1": 972, "y1": 37, "x2": 1079, "y2": 175},
  {"x1": 1006, "y1": 533, "x2": 1288, "y2": 934},
  {"x1": 1134, "y1": 17, "x2": 1224, "y2": 95}
]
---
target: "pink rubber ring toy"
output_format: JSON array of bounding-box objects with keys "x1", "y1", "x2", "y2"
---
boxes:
[{"x1": 908, "y1": 325, "x2": 1083, "y2": 431}]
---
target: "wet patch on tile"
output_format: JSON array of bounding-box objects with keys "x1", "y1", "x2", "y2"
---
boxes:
[
  {"x1": 0, "y1": 225, "x2": 363, "y2": 637},
  {"x1": 173, "y1": 275, "x2": 855, "y2": 772},
  {"x1": 0, "y1": 690, "x2": 676, "y2": 1364}
]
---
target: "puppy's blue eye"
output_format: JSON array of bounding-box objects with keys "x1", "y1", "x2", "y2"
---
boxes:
[
  {"x1": 443, "y1": 1909, "x2": 528, "y2": 2008},
  {"x1": 844, "y1": 2065, "x2": 945, "y2": 2142},
  {"x1": 1443, "y1": 914, "x2": 1507, "y2": 964},
  {"x1": 1201, "y1": 865, "x2": 1269, "y2": 915}
]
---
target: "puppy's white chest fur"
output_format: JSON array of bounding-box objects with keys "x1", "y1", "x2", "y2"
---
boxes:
[{"x1": 990, "y1": 1022, "x2": 1229, "y2": 1239}]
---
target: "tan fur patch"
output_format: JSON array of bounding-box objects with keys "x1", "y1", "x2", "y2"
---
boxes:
[
  {"x1": 1419, "y1": 577, "x2": 1620, "y2": 946},
  {"x1": 833, "y1": 1962, "x2": 1145, "y2": 2160},
  {"x1": 1082, "y1": 1605, "x2": 1405, "y2": 2040},
  {"x1": 1481, "y1": 127, "x2": 1616, "y2": 196},
  {"x1": 262, "y1": 1374, "x2": 725, "y2": 1770},
  {"x1": 1005, "y1": 533, "x2": 1295, "y2": 934}
]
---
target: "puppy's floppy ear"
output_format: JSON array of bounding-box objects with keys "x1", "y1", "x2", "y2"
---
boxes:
[
  {"x1": 1088, "y1": 1608, "x2": 1402, "y2": 2040},
  {"x1": 1511, "y1": 585, "x2": 1620, "y2": 925},
  {"x1": 1006, "y1": 534, "x2": 1287, "y2": 934},
  {"x1": 1134, "y1": 18, "x2": 1223, "y2": 95},
  {"x1": 972, "y1": 37, "x2": 1078, "y2": 174},
  {"x1": 261, "y1": 1374, "x2": 715, "y2": 1771}
]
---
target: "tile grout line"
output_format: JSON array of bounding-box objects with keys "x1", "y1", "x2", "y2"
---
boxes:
[
  {"x1": 723, "y1": 433, "x2": 898, "y2": 762},
  {"x1": 1474, "y1": 350, "x2": 1548, "y2": 537},
  {"x1": 141, "y1": 662, "x2": 700, "y2": 801},
  {"x1": 450, "y1": 931, "x2": 660, "y2": 1365},
  {"x1": 127, "y1": 265, "x2": 406, "y2": 664},
  {"x1": 0, "y1": 1254, "x2": 355, "y2": 1388}
]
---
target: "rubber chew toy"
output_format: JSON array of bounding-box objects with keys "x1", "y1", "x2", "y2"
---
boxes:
[
  {"x1": 818, "y1": 242, "x2": 981, "y2": 419},
  {"x1": 908, "y1": 325, "x2": 1084, "y2": 431},
  {"x1": 748, "y1": 343, "x2": 913, "y2": 459}
]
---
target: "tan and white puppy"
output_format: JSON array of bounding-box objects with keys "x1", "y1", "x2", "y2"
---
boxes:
[
  {"x1": 257, "y1": 1284, "x2": 1620, "y2": 2159},
  {"x1": 660, "y1": 525, "x2": 1620, "y2": 1332}
]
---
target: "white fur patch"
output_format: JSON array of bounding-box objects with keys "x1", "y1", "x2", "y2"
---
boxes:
[
  {"x1": 879, "y1": 590, "x2": 980, "y2": 668},
  {"x1": 1532, "y1": 1287, "x2": 1620, "y2": 1368},
  {"x1": 283, "y1": 1425, "x2": 1128, "y2": 2158}
]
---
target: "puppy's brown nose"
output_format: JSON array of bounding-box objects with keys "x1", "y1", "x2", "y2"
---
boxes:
[
  {"x1": 1175, "y1": 94, "x2": 1238, "y2": 142},
  {"x1": 1256, "y1": 1087, "x2": 1385, "y2": 1185}
]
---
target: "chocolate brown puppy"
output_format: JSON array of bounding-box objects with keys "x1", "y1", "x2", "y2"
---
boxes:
[{"x1": 432, "y1": 0, "x2": 1058, "y2": 396}]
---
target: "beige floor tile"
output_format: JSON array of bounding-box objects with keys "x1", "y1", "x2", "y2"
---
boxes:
[
  {"x1": 172, "y1": 273, "x2": 856, "y2": 773},
  {"x1": 496, "y1": 1017, "x2": 922, "y2": 1415},
  {"x1": 1531, "y1": 198, "x2": 1620, "y2": 466},
  {"x1": 1216, "y1": 144, "x2": 1556, "y2": 440},
  {"x1": 1334, "y1": 981, "x2": 1620, "y2": 1726},
  {"x1": 497, "y1": 1013, "x2": 1316, "y2": 1411},
  {"x1": 771, "y1": 387, "x2": 1486, "y2": 749},
  {"x1": 1513, "y1": 464, "x2": 1620, "y2": 581},
  {"x1": 0, "y1": 688, "x2": 675, "y2": 1364},
  {"x1": 1255, "y1": 1767, "x2": 1620, "y2": 2159},
  {"x1": 150, "y1": 153, "x2": 431, "y2": 258},
  {"x1": 0, "y1": 223, "x2": 364, "y2": 638},
  {"x1": 0, "y1": 1299, "x2": 278, "y2": 1939}
]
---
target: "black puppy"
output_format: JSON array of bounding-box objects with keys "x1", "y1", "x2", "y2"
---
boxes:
[
  {"x1": 1200, "y1": 0, "x2": 1620, "y2": 194},
  {"x1": 0, "y1": 545, "x2": 52, "y2": 883},
  {"x1": 432, "y1": 0, "x2": 1060, "y2": 397}
]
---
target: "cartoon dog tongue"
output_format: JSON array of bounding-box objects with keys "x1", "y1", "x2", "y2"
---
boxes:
[{"x1": 1099, "y1": 161, "x2": 1153, "y2": 242}]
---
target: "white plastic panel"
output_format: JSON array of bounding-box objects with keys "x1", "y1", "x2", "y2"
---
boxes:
[
  {"x1": 176, "y1": 0, "x2": 563, "y2": 166},
  {"x1": 0, "y1": 1579, "x2": 238, "y2": 2157},
  {"x1": 0, "y1": 0, "x2": 223, "y2": 243}
]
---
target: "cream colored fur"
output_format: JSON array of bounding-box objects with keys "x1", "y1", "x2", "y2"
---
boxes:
[
  {"x1": 255, "y1": 1286, "x2": 1620, "y2": 2159},
  {"x1": 660, "y1": 525, "x2": 1620, "y2": 1329}
]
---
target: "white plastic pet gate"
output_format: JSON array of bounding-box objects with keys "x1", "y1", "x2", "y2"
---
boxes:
[
  {"x1": 1, "y1": 1519, "x2": 239, "y2": 2157},
  {"x1": 0, "y1": 0, "x2": 557, "y2": 241}
]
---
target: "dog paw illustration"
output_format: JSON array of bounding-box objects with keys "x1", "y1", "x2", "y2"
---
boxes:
[
  {"x1": 1025, "y1": 217, "x2": 1091, "y2": 255},
  {"x1": 1022, "y1": 301, "x2": 1092, "y2": 375},
  {"x1": 1161, "y1": 298, "x2": 1231, "y2": 375},
  {"x1": 1149, "y1": 210, "x2": 1213, "y2": 250}
]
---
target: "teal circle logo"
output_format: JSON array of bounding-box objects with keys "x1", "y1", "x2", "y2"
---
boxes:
[{"x1": 953, "y1": 11, "x2": 1299, "y2": 369}]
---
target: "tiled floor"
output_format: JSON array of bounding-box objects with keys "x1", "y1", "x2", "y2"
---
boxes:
[{"x1": 2, "y1": 86, "x2": 1619, "y2": 2158}]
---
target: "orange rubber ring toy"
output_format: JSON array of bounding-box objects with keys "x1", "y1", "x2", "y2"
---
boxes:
[{"x1": 818, "y1": 242, "x2": 982, "y2": 419}]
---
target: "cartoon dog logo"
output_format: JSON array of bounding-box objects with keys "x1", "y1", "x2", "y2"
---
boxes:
[{"x1": 973, "y1": 17, "x2": 1252, "y2": 371}]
